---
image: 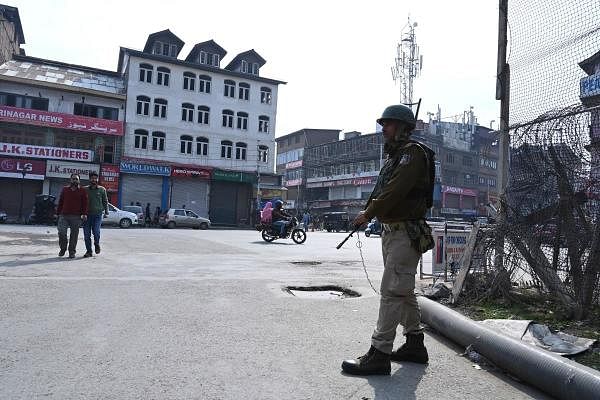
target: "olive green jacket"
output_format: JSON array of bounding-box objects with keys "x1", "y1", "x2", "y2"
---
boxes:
[{"x1": 364, "y1": 140, "x2": 432, "y2": 223}]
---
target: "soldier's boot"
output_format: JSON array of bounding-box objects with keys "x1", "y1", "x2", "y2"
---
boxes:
[
  {"x1": 341, "y1": 346, "x2": 391, "y2": 376},
  {"x1": 390, "y1": 332, "x2": 429, "y2": 364}
]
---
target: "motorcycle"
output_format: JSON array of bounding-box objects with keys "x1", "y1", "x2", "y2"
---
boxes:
[
  {"x1": 260, "y1": 217, "x2": 307, "y2": 244},
  {"x1": 364, "y1": 219, "x2": 382, "y2": 237}
]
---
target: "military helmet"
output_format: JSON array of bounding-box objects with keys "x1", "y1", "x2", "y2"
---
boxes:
[{"x1": 376, "y1": 104, "x2": 416, "y2": 129}]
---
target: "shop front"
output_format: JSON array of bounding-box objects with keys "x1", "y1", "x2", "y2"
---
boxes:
[
  {"x1": 209, "y1": 169, "x2": 254, "y2": 226},
  {"x1": 46, "y1": 160, "x2": 100, "y2": 199},
  {"x1": 0, "y1": 157, "x2": 45, "y2": 220},
  {"x1": 441, "y1": 185, "x2": 479, "y2": 219},
  {"x1": 170, "y1": 166, "x2": 211, "y2": 218},
  {"x1": 119, "y1": 161, "x2": 170, "y2": 211}
]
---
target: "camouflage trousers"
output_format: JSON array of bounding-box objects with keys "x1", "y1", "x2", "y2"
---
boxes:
[{"x1": 371, "y1": 227, "x2": 422, "y2": 354}]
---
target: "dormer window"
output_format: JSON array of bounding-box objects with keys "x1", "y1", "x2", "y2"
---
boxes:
[
  {"x1": 199, "y1": 51, "x2": 207, "y2": 64},
  {"x1": 212, "y1": 54, "x2": 220, "y2": 67},
  {"x1": 241, "y1": 60, "x2": 248, "y2": 73},
  {"x1": 252, "y1": 63, "x2": 259, "y2": 75},
  {"x1": 153, "y1": 41, "x2": 178, "y2": 57}
]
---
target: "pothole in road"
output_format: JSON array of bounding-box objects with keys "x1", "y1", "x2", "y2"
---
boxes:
[
  {"x1": 290, "y1": 261, "x2": 322, "y2": 266},
  {"x1": 283, "y1": 285, "x2": 361, "y2": 299}
]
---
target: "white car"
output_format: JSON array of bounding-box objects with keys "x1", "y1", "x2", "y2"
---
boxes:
[{"x1": 102, "y1": 203, "x2": 139, "y2": 228}]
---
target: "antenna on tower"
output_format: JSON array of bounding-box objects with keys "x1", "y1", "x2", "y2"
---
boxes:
[{"x1": 391, "y1": 16, "x2": 422, "y2": 106}]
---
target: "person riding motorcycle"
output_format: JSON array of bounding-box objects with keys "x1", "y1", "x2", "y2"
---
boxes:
[{"x1": 271, "y1": 200, "x2": 292, "y2": 237}]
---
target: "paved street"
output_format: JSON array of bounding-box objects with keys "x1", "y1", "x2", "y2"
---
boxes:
[{"x1": 0, "y1": 225, "x2": 549, "y2": 399}]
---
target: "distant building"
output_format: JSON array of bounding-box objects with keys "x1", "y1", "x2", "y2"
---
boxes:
[
  {"x1": 0, "y1": 55, "x2": 125, "y2": 218},
  {"x1": 0, "y1": 4, "x2": 25, "y2": 65},
  {"x1": 275, "y1": 128, "x2": 340, "y2": 210},
  {"x1": 118, "y1": 29, "x2": 286, "y2": 225}
]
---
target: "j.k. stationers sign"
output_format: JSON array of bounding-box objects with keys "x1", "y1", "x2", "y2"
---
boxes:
[{"x1": 0, "y1": 142, "x2": 94, "y2": 162}]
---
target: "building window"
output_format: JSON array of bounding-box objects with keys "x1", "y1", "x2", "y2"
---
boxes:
[
  {"x1": 252, "y1": 63, "x2": 259, "y2": 75},
  {"x1": 464, "y1": 174, "x2": 474, "y2": 185},
  {"x1": 0, "y1": 92, "x2": 49, "y2": 110},
  {"x1": 199, "y1": 51, "x2": 207, "y2": 64},
  {"x1": 139, "y1": 63, "x2": 153, "y2": 83},
  {"x1": 235, "y1": 142, "x2": 247, "y2": 160},
  {"x1": 153, "y1": 41, "x2": 177, "y2": 57},
  {"x1": 221, "y1": 140, "x2": 233, "y2": 159},
  {"x1": 134, "y1": 129, "x2": 148, "y2": 149},
  {"x1": 153, "y1": 98, "x2": 168, "y2": 118},
  {"x1": 181, "y1": 103, "x2": 194, "y2": 122},
  {"x1": 479, "y1": 176, "x2": 486, "y2": 185},
  {"x1": 152, "y1": 131, "x2": 165, "y2": 151},
  {"x1": 103, "y1": 144, "x2": 114, "y2": 163},
  {"x1": 260, "y1": 87, "x2": 272, "y2": 104},
  {"x1": 258, "y1": 115, "x2": 270, "y2": 133},
  {"x1": 462, "y1": 156, "x2": 472, "y2": 167},
  {"x1": 196, "y1": 137, "x2": 208, "y2": 156},
  {"x1": 199, "y1": 75, "x2": 212, "y2": 94},
  {"x1": 136, "y1": 95, "x2": 150, "y2": 116},
  {"x1": 241, "y1": 60, "x2": 248, "y2": 73},
  {"x1": 224, "y1": 80, "x2": 236, "y2": 98},
  {"x1": 258, "y1": 145, "x2": 269, "y2": 163},
  {"x1": 197, "y1": 106, "x2": 210, "y2": 125},
  {"x1": 156, "y1": 67, "x2": 170, "y2": 86},
  {"x1": 446, "y1": 153, "x2": 455, "y2": 164},
  {"x1": 180, "y1": 135, "x2": 193, "y2": 154},
  {"x1": 222, "y1": 109, "x2": 234, "y2": 128},
  {"x1": 237, "y1": 112, "x2": 248, "y2": 130},
  {"x1": 238, "y1": 83, "x2": 250, "y2": 100},
  {"x1": 183, "y1": 72, "x2": 196, "y2": 91},
  {"x1": 488, "y1": 178, "x2": 497, "y2": 187},
  {"x1": 74, "y1": 103, "x2": 118, "y2": 120},
  {"x1": 212, "y1": 54, "x2": 219, "y2": 67}
]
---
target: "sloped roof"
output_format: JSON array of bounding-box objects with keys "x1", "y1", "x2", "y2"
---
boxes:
[
  {"x1": 0, "y1": 54, "x2": 124, "y2": 95},
  {"x1": 579, "y1": 50, "x2": 600, "y2": 75},
  {"x1": 0, "y1": 4, "x2": 24, "y2": 44},
  {"x1": 225, "y1": 49, "x2": 266, "y2": 70},
  {"x1": 185, "y1": 39, "x2": 227, "y2": 62},
  {"x1": 143, "y1": 29, "x2": 185, "y2": 53}
]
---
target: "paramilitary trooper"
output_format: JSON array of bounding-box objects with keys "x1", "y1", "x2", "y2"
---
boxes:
[{"x1": 342, "y1": 104, "x2": 435, "y2": 376}]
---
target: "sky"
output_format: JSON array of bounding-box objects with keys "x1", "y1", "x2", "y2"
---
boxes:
[{"x1": 7, "y1": 0, "x2": 501, "y2": 137}]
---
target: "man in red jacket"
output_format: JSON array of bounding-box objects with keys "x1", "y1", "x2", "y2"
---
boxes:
[{"x1": 56, "y1": 173, "x2": 88, "y2": 258}]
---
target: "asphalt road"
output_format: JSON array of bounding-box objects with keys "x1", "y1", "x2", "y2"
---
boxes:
[{"x1": 0, "y1": 225, "x2": 550, "y2": 400}]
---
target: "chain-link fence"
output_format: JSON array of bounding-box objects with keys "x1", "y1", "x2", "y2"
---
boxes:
[{"x1": 458, "y1": 1, "x2": 600, "y2": 318}]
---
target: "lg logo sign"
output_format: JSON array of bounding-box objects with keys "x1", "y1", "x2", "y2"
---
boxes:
[{"x1": 0, "y1": 159, "x2": 33, "y2": 173}]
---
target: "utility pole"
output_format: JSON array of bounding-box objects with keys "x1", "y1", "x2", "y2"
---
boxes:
[
  {"x1": 391, "y1": 17, "x2": 422, "y2": 105},
  {"x1": 495, "y1": 0, "x2": 510, "y2": 270}
]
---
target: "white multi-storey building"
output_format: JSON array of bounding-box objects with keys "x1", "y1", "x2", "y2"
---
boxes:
[{"x1": 118, "y1": 29, "x2": 285, "y2": 224}]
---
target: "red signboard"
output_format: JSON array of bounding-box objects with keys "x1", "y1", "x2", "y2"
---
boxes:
[
  {"x1": 442, "y1": 185, "x2": 478, "y2": 197},
  {"x1": 171, "y1": 167, "x2": 211, "y2": 178},
  {"x1": 0, "y1": 157, "x2": 45, "y2": 180},
  {"x1": 0, "y1": 105, "x2": 124, "y2": 136},
  {"x1": 285, "y1": 160, "x2": 303, "y2": 169},
  {"x1": 99, "y1": 164, "x2": 120, "y2": 192}
]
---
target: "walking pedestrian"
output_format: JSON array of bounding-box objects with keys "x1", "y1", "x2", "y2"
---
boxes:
[
  {"x1": 82, "y1": 172, "x2": 109, "y2": 258},
  {"x1": 56, "y1": 173, "x2": 88, "y2": 258},
  {"x1": 302, "y1": 210, "x2": 311, "y2": 230},
  {"x1": 341, "y1": 104, "x2": 435, "y2": 375}
]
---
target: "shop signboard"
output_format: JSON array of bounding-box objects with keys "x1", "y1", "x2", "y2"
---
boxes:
[
  {"x1": 119, "y1": 161, "x2": 170, "y2": 176},
  {"x1": 213, "y1": 169, "x2": 255, "y2": 183},
  {"x1": 0, "y1": 157, "x2": 45, "y2": 180},
  {"x1": 46, "y1": 160, "x2": 100, "y2": 180},
  {"x1": 171, "y1": 166, "x2": 211, "y2": 179},
  {"x1": 100, "y1": 164, "x2": 120, "y2": 192},
  {"x1": 0, "y1": 142, "x2": 93, "y2": 162},
  {"x1": 432, "y1": 227, "x2": 471, "y2": 275}
]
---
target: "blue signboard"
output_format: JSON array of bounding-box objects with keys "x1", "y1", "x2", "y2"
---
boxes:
[
  {"x1": 120, "y1": 161, "x2": 170, "y2": 176},
  {"x1": 580, "y1": 73, "x2": 600, "y2": 99}
]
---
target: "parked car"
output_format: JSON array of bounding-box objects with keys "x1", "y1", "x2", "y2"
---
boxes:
[
  {"x1": 323, "y1": 212, "x2": 350, "y2": 232},
  {"x1": 102, "y1": 203, "x2": 139, "y2": 228},
  {"x1": 0, "y1": 209, "x2": 6, "y2": 223},
  {"x1": 123, "y1": 205, "x2": 145, "y2": 226},
  {"x1": 159, "y1": 208, "x2": 211, "y2": 229}
]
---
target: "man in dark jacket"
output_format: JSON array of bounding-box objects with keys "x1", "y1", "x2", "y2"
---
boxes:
[
  {"x1": 341, "y1": 104, "x2": 435, "y2": 376},
  {"x1": 56, "y1": 173, "x2": 88, "y2": 258},
  {"x1": 83, "y1": 171, "x2": 109, "y2": 258},
  {"x1": 271, "y1": 200, "x2": 291, "y2": 237}
]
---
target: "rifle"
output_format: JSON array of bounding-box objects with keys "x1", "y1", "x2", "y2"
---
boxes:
[{"x1": 336, "y1": 225, "x2": 361, "y2": 250}]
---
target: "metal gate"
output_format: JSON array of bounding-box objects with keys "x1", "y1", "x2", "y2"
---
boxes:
[
  {"x1": 120, "y1": 174, "x2": 163, "y2": 211},
  {"x1": 170, "y1": 179, "x2": 209, "y2": 218},
  {"x1": 0, "y1": 178, "x2": 43, "y2": 220},
  {"x1": 209, "y1": 181, "x2": 251, "y2": 225}
]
